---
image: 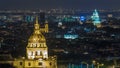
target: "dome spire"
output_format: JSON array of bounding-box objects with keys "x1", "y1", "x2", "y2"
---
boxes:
[
  {"x1": 35, "y1": 16, "x2": 39, "y2": 24},
  {"x1": 34, "y1": 16, "x2": 41, "y2": 34}
]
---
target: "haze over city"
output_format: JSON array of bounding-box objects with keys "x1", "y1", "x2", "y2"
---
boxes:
[{"x1": 0, "y1": 0, "x2": 120, "y2": 10}]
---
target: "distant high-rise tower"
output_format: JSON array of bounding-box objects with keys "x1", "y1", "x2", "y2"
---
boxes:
[{"x1": 91, "y1": 9, "x2": 101, "y2": 27}]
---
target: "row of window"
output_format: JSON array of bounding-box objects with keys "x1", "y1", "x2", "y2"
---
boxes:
[
  {"x1": 28, "y1": 51, "x2": 43, "y2": 56},
  {"x1": 28, "y1": 43, "x2": 46, "y2": 48},
  {"x1": 19, "y1": 62, "x2": 42, "y2": 66}
]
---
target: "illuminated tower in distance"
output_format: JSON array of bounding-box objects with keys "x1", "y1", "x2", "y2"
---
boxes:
[{"x1": 91, "y1": 9, "x2": 101, "y2": 27}]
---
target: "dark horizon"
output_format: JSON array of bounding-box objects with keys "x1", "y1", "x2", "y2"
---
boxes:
[{"x1": 0, "y1": 0, "x2": 120, "y2": 10}]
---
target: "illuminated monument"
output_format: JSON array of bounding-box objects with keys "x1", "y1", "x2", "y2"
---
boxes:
[
  {"x1": 0, "y1": 17, "x2": 57, "y2": 68},
  {"x1": 91, "y1": 9, "x2": 101, "y2": 27},
  {"x1": 26, "y1": 17, "x2": 48, "y2": 59}
]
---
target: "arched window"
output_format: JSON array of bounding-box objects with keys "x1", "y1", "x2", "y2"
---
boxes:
[
  {"x1": 19, "y1": 62, "x2": 22, "y2": 65},
  {"x1": 35, "y1": 51, "x2": 38, "y2": 55},
  {"x1": 28, "y1": 62, "x2": 31, "y2": 66},
  {"x1": 38, "y1": 62, "x2": 42, "y2": 66},
  {"x1": 49, "y1": 62, "x2": 52, "y2": 66}
]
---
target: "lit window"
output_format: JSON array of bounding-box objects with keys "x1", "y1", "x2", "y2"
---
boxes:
[
  {"x1": 33, "y1": 51, "x2": 35, "y2": 55},
  {"x1": 28, "y1": 51, "x2": 32, "y2": 56},
  {"x1": 41, "y1": 44, "x2": 43, "y2": 47},
  {"x1": 37, "y1": 51, "x2": 40, "y2": 55}
]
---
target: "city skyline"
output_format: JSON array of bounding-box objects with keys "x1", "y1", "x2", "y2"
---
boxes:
[
  {"x1": 0, "y1": 0, "x2": 120, "y2": 68},
  {"x1": 0, "y1": 0, "x2": 120, "y2": 10}
]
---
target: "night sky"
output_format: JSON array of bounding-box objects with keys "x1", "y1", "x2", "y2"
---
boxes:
[{"x1": 0, "y1": 0, "x2": 120, "y2": 10}]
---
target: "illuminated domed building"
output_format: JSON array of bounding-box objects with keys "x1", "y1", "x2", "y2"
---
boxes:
[
  {"x1": 0, "y1": 17, "x2": 57, "y2": 68},
  {"x1": 91, "y1": 9, "x2": 101, "y2": 28},
  {"x1": 26, "y1": 17, "x2": 48, "y2": 59}
]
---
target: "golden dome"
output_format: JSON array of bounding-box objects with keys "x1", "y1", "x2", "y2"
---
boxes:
[
  {"x1": 28, "y1": 33, "x2": 45, "y2": 43},
  {"x1": 28, "y1": 17, "x2": 46, "y2": 43}
]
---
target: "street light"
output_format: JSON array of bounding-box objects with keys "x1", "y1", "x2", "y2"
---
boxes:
[
  {"x1": 92, "y1": 60, "x2": 96, "y2": 64},
  {"x1": 97, "y1": 63, "x2": 104, "y2": 68},
  {"x1": 92, "y1": 60, "x2": 96, "y2": 68}
]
